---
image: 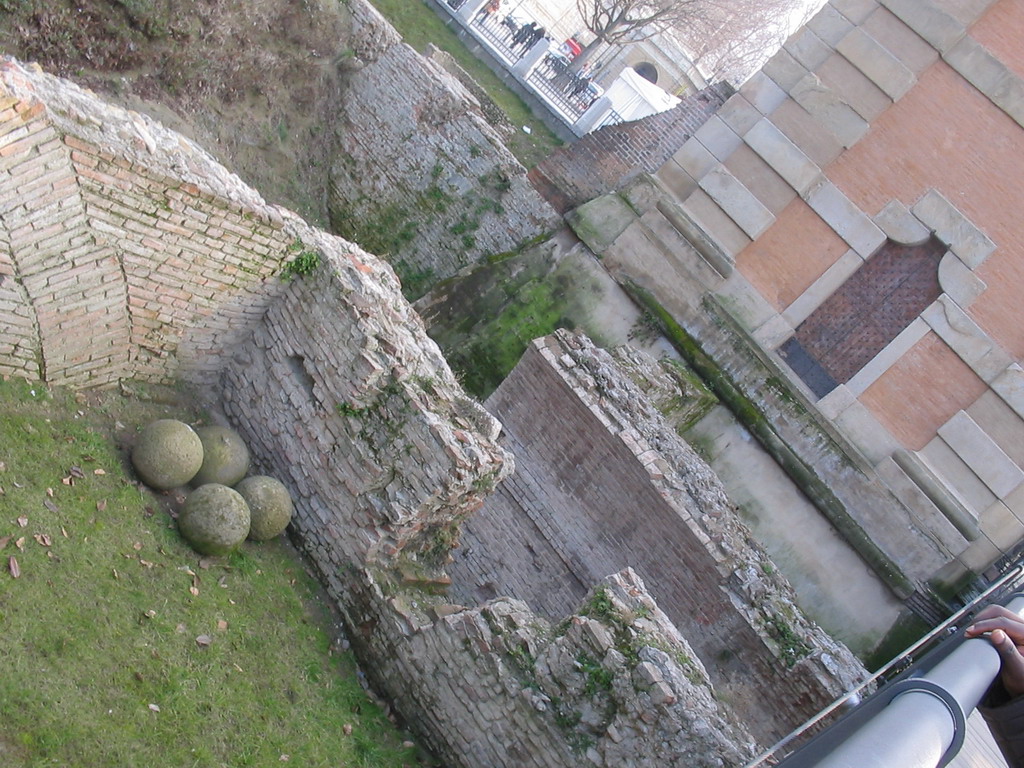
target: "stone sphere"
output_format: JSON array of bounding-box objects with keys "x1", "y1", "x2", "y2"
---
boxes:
[
  {"x1": 191, "y1": 425, "x2": 250, "y2": 487},
  {"x1": 179, "y1": 484, "x2": 251, "y2": 556},
  {"x1": 236, "y1": 475, "x2": 294, "y2": 541},
  {"x1": 132, "y1": 419, "x2": 204, "y2": 490}
]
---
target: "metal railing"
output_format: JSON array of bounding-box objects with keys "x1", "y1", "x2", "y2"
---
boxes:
[
  {"x1": 525, "y1": 61, "x2": 599, "y2": 123},
  {"x1": 748, "y1": 566, "x2": 1024, "y2": 768},
  {"x1": 471, "y1": 13, "x2": 526, "y2": 66}
]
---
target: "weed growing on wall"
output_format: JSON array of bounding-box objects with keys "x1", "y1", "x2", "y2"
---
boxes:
[{"x1": 280, "y1": 240, "x2": 321, "y2": 281}]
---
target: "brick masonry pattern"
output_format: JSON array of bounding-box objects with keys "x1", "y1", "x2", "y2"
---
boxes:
[{"x1": 528, "y1": 82, "x2": 733, "y2": 213}]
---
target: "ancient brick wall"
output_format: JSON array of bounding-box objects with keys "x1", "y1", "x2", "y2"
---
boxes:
[
  {"x1": 327, "y1": 1, "x2": 559, "y2": 284},
  {"x1": 0, "y1": 57, "x2": 293, "y2": 390},
  {"x1": 528, "y1": 82, "x2": 733, "y2": 214},
  {"x1": 0, "y1": 58, "x2": 792, "y2": 768},
  {"x1": 450, "y1": 331, "x2": 867, "y2": 744}
]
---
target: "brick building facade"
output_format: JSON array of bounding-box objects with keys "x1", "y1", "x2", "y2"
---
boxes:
[{"x1": 573, "y1": 0, "x2": 1024, "y2": 606}]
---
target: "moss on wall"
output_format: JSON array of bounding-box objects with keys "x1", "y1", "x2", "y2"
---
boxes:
[
  {"x1": 622, "y1": 281, "x2": 915, "y2": 599},
  {"x1": 418, "y1": 241, "x2": 607, "y2": 400}
]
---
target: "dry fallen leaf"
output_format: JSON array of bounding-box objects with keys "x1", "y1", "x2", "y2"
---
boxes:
[
  {"x1": 217, "y1": 620, "x2": 228, "y2": 631},
  {"x1": 33, "y1": 533, "x2": 51, "y2": 547},
  {"x1": 96, "y1": 499, "x2": 107, "y2": 512},
  {"x1": 144, "y1": 610, "x2": 157, "y2": 619},
  {"x1": 189, "y1": 586, "x2": 199, "y2": 596},
  {"x1": 61, "y1": 526, "x2": 68, "y2": 538},
  {"x1": 8, "y1": 556, "x2": 19, "y2": 578},
  {"x1": 70, "y1": 466, "x2": 85, "y2": 479},
  {"x1": 140, "y1": 559, "x2": 155, "y2": 569},
  {"x1": 148, "y1": 703, "x2": 160, "y2": 713},
  {"x1": 133, "y1": 541, "x2": 142, "y2": 551},
  {"x1": 61, "y1": 477, "x2": 73, "y2": 486},
  {"x1": 43, "y1": 500, "x2": 57, "y2": 513},
  {"x1": 195, "y1": 635, "x2": 212, "y2": 647},
  {"x1": 342, "y1": 723, "x2": 353, "y2": 736},
  {"x1": 0, "y1": 535, "x2": 10, "y2": 550},
  {"x1": 94, "y1": 468, "x2": 106, "y2": 476},
  {"x1": 16, "y1": 516, "x2": 27, "y2": 527},
  {"x1": 15, "y1": 537, "x2": 25, "y2": 551},
  {"x1": 45, "y1": 487, "x2": 53, "y2": 498}
]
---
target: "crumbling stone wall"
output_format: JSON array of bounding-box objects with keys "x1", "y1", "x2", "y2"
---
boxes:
[
  {"x1": 0, "y1": 58, "x2": 789, "y2": 768},
  {"x1": 450, "y1": 331, "x2": 867, "y2": 743},
  {"x1": 328, "y1": 0, "x2": 559, "y2": 284}
]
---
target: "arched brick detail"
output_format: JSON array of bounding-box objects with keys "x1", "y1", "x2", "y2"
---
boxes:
[{"x1": 780, "y1": 237, "x2": 946, "y2": 398}]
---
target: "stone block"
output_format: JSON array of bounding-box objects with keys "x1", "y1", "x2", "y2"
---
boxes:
[
  {"x1": 785, "y1": 28, "x2": 834, "y2": 71},
  {"x1": 714, "y1": 270, "x2": 781, "y2": 334},
  {"x1": 921, "y1": 296, "x2": 1012, "y2": 383},
  {"x1": 944, "y1": 36, "x2": 1024, "y2": 127},
  {"x1": 966, "y1": 390, "x2": 1024, "y2": 471},
  {"x1": 873, "y1": 200, "x2": 930, "y2": 245},
  {"x1": 837, "y1": 27, "x2": 916, "y2": 100},
  {"x1": 818, "y1": 53, "x2": 892, "y2": 123},
  {"x1": 771, "y1": 99, "x2": 845, "y2": 168},
  {"x1": 991, "y1": 364, "x2": 1024, "y2": 423},
  {"x1": 671, "y1": 138, "x2": 717, "y2": 183},
  {"x1": 1003, "y1": 482, "x2": 1024, "y2": 525},
  {"x1": 745, "y1": 118, "x2": 823, "y2": 196},
  {"x1": 654, "y1": 159, "x2": 699, "y2": 203},
  {"x1": 979, "y1": 500, "x2": 1024, "y2": 551},
  {"x1": 694, "y1": 115, "x2": 742, "y2": 162},
  {"x1": 817, "y1": 383, "x2": 856, "y2": 421},
  {"x1": 835, "y1": 393, "x2": 901, "y2": 463},
  {"x1": 938, "y1": 410, "x2": 1024, "y2": 499},
  {"x1": 738, "y1": 72, "x2": 788, "y2": 115},
  {"x1": 698, "y1": 166, "x2": 775, "y2": 240},
  {"x1": 782, "y1": 249, "x2": 863, "y2": 327},
  {"x1": 804, "y1": 180, "x2": 885, "y2": 256},
  {"x1": 877, "y1": 455, "x2": 973, "y2": 552},
  {"x1": 957, "y1": 534, "x2": 1001, "y2": 574},
  {"x1": 752, "y1": 313, "x2": 793, "y2": 349},
  {"x1": 918, "y1": 436, "x2": 995, "y2": 516},
  {"x1": 809, "y1": 4, "x2": 855, "y2": 46},
  {"x1": 878, "y1": 0, "x2": 966, "y2": 53},
  {"x1": 846, "y1": 318, "x2": 929, "y2": 396},
  {"x1": 762, "y1": 48, "x2": 808, "y2": 92},
  {"x1": 723, "y1": 143, "x2": 796, "y2": 216},
  {"x1": 863, "y1": 7, "x2": 940, "y2": 75},
  {"x1": 912, "y1": 190, "x2": 995, "y2": 268},
  {"x1": 717, "y1": 95, "x2": 762, "y2": 136},
  {"x1": 648, "y1": 201, "x2": 734, "y2": 281},
  {"x1": 680, "y1": 189, "x2": 752, "y2": 259},
  {"x1": 938, "y1": 252, "x2": 986, "y2": 309},
  {"x1": 791, "y1": 73, "x2": 870, "y2": 148},
  {"x1": 617, "y1": 175, "x2": 665, "y2": 216},
  {"x1": 832, "y1": 0, "x2": 880, "y2": 25},
  {"x1": 566, "y1": 194, "x2": 638, "y2": 256}
]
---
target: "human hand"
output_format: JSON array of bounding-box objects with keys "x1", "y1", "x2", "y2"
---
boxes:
[{"x1": 965, "y1": 604, "x2": 1024, "y2": 698}]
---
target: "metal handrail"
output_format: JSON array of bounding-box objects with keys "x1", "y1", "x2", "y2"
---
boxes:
[{"x1": 746, "y1": 566, "x2": 1024, "y2": 768}]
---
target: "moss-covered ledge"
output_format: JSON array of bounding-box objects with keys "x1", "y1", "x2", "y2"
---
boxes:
[{"x1": 623, "y1": 281, "x2": 915, "y2": 600}]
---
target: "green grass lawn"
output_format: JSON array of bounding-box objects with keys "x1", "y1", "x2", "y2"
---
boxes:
[
  {"x1": 0, "y1": 377, "x2": 425, "y2": 768},
  {"x1": 369, "y1": 0, "x2": 563, "y2": 168}
]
